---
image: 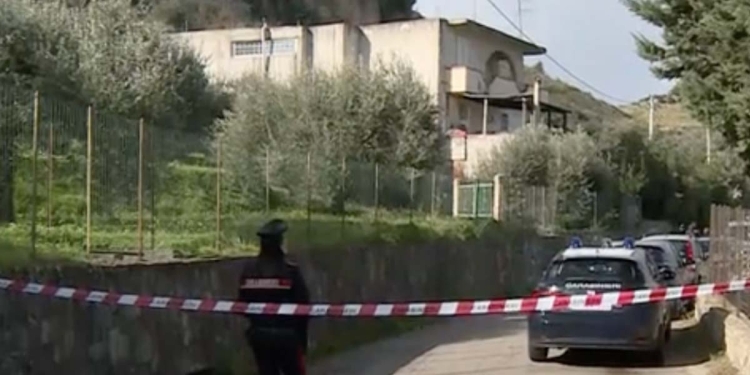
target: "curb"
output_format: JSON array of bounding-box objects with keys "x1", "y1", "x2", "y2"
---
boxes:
[{"x1": 696, "y1": 295, "x2": 750, "y2": 374}]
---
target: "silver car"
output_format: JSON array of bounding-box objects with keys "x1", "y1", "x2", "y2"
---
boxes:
[{"x1": 527, "y1": 246, "x2": 671, "y2": 363}]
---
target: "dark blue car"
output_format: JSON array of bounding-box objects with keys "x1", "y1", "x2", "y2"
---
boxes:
[{"x1": 527, "y1": 246, "x2": 672, "y2": 363}]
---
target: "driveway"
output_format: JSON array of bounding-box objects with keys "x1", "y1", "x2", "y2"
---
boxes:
[{"x1": 309, "y1": 315, "x2": 723, "y2": 375}]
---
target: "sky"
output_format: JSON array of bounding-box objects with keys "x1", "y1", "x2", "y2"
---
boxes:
[{"x1": 415, "y1": 0, "x2": 675, "y2": 104}]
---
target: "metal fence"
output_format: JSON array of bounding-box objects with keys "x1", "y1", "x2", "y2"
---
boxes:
[
  {"x1": 708, "y1": 204, "x2": 750, "y2": 315},
  {"x1": 0, "y1": 84, "x2": 455, "y2": 258},
  {"x1": 500, "y1": 184, "x2": 558, "y2": 230}
]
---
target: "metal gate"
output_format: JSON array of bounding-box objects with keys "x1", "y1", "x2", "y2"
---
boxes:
[{"x1": 456, "y1": 181, "x2": 494, "y2": 218}]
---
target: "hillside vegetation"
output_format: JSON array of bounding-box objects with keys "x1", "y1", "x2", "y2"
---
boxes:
[
  {"x1": 623, "y1": 94, "x2": 703, "y2": 130},
  {"x1": 530, "y1": 63, "x2": 702, "y2": 132}
]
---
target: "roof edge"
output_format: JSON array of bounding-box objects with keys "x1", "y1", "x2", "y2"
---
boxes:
[{"x1": 447, "y1": 18, "x2": 546, "y2": 56}]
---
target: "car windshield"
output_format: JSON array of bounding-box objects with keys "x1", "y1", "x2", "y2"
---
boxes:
[
  {"x1": 637, "y1": 244, "x2": 679, "y2": 269},
  {"x1": 545, "y1": 258, "x2": 643, "y2": 290},
  {"x1": 666, "y1": 240, "x2": 690, "y2": 257}
]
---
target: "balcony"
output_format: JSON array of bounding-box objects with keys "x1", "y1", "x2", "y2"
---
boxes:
[
  {"x1": 449, "y1": 66, "x2": 532, "y2": 98},
  {"x1": 449, "y1": 66, "x2": 485, "y2": 94}
]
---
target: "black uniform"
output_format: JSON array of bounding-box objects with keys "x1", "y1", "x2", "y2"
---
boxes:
[{"x1": 238, "y1": 219, "x2": 310, "y2": 375}]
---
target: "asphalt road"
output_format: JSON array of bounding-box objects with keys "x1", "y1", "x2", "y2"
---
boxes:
[{"x1": 309, "y1": 315, "x2": 720, "y2": 375}]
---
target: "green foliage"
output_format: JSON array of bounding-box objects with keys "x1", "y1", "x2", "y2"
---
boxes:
[
  {"x1": 0, "y1": 0, "x2": 227, "y2": 131},
  {"x1": 2, "y1": 141, "x2": 472, "y2": 264},
  {"x1": 218, "y1": 62, "x2": 443, "y2": 212},
  {"x1": 479, "y1": 119, "x2": 748, "y2": 230},
  {"x1": 478, "y1": 125, "x2": 599, "y2": 229},
  {"x1": 624, "y1": 0, "x2": 750, "y2": 163}
]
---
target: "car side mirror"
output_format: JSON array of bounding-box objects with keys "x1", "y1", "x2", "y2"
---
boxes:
[{"x1": 659, "y1": 268, "x2": 676, "y2": 281}]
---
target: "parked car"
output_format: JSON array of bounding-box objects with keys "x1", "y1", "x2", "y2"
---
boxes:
[
  {"x1": 635, "y1": 240, "x2": 687, "y2": 318},
  {"x1": 639, "y1": 234, "x2": 705, "y2": 284},
  {"x1": 697, "y1": 237, "x2": 710, "y2": 259},
  {"x1": 639, "y1": 234, "x2": 705, "y2": 312},
  {"x1": 527, "y1": 244, "x2": 672, "y2": 364}
]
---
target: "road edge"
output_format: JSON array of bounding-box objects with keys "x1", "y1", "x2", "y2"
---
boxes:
[{"x1": 696, "y1": 295, "x2": 750, "y2": 374}]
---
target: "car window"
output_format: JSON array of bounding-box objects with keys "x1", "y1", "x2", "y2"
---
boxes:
[
  {"x1": 667, "y1": 240, "x2": 692, "y2": 261},
  {"x1": 698, "y1": 239, "x2": 710, "y2": 253},
  {"x1": 637, "y1": 245, "x2": 679, "y2": 270},
  {"x1": 546, "y1": 258, "x2": 644, "y2": 289}
]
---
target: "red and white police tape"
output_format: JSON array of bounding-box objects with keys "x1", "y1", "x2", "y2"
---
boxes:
[{"x1": 1, "y1": 277, "x2": 749, "y2": 317}]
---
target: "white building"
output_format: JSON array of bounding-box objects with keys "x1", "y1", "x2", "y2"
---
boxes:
[{"x1": 174, "y1": 18, "x2": 569, "y2": 179}]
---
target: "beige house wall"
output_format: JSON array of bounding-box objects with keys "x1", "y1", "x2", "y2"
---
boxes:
[
  {"x1": 174, "y1": 19, "x2": 547, "y2": 180},
  {"x1": 361, "y1": 19, "x2": 443, "y2": 105},
  {"x1": 172, "y1": 26, "x2": 312, "y2": 81}
]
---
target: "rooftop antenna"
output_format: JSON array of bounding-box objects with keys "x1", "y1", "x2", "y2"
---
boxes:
[{"x1": 517, "y1": 0, "x2": 533, "y2": 38}]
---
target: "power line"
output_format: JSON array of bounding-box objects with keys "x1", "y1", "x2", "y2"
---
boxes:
[{"x1": 485, "y1": 0, "x2": 631, "y2": 104}]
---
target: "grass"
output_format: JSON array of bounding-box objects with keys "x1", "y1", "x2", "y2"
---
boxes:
[{"x1": 0, "y1": 209, "x2": 480, "y2": 267}]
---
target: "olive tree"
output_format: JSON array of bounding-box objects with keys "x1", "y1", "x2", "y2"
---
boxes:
[
  {"x1": 0, "y1": 0, "x2": 227, "y2": 224},
  {"x1": 216, "y1": 61, "x2": 443, "y2": 211}
]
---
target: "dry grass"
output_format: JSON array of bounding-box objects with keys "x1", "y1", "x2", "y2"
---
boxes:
[{"x1": 622, "y1": 99, "x2": 703, "y2": 129}]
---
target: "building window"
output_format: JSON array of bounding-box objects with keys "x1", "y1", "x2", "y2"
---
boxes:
[
  {"x1": 231, "y1": 38, "x2": 297, "y2": 57},
  {"x1": 499, "y1": 113, "x2": 509, "y2": 132}
]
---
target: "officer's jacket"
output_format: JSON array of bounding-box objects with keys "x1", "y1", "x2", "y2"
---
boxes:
[{"x1": 238, "y1": 255, "x2": 310, "y2": 345}]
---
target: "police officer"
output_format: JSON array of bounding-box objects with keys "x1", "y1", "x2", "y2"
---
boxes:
[{"x1": 238, "y1": 219, "x2": 310, "y2": 375}]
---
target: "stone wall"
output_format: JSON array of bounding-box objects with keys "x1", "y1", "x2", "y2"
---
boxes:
[{"x1": 0, "y1": 226, "x2": 565, "y2": 375}]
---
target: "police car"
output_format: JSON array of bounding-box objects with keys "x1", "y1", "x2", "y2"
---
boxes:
[{"x1": 527, "y1": 238, "x2": 672, "y2": 363}]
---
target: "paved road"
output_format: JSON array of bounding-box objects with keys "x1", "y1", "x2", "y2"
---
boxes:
[{"x1": 309, "y1": 315, "x2": 719, "y2": 375}]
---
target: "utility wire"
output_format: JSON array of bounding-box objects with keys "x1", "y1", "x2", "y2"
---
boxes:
[{"x1": 485, "y1": 0, "x2": 631, "y2": 104}]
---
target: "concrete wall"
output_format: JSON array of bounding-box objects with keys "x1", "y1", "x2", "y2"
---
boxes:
[
  {"x1": 361, "y1": 19, "x2": 442, "y2": 106},
  {"x1": 0, "y1": 228, "x2": 565, "y2": 375},
  {"x1": 308, "y1": 23, "x2": 368, "y2": 72},
  {"x1": 173, "y1": 26, "x2": 315, "y2": 82}
]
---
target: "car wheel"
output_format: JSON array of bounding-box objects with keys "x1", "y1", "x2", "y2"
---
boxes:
[
  {"x1": 648, "y1": 348, "x2": 665, "y2": 366},
  {"x1": 528, "y1": 346, "x2": 548, "y2": 362},
  {"x1": 648, "y1": 325, "x2": 667, "y2": 366}
]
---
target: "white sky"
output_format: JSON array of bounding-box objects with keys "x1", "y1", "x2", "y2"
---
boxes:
[{"x1": 415, "y1": 0, "x2": 674, "y2": 104}]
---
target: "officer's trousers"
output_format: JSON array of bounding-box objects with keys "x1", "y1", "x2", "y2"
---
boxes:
[{"x1": 247, "y1": 328, "x2": 306, "y2": 375}]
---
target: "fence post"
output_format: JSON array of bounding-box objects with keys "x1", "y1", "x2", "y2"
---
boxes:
[
  {"x1": 137, "y1": 118, "x2": 145, "y2": 258},
  {"x1": 215, "y1": 135, "x2": 222, "y2": 253},
  {"x1": 409, "y1": 168, "x2": 415, "y2": 223},
  {"x1": 30, "y1": 91, "x2": 40, "y2": 257},
  {"x1": 452, "y1": 178, "x2": 459, "y2": 217},
  {"x1": 492, "y1": 174, "x2": 501, "y2": 221},
  {"x1": 150, "y1": 126, "x2": 156, "y2": 251},
  {"x1": 47, "y1": 109, "x2": 54, "y2": 229},
  {"x1": 85, "y1": 105, "x2": 93, "y2": 254},
  {"x1": 430, "y1": 171, "x2": 437, "y2": 216},
  {"x1": 374, "y1": 162, "x2": 379, "y2": 222},
  {"x1": 541, "y1": 186, "x2": 546, "y2": 228},
  {"x1": 306, "y1": 151, "x2": 312, "y2": 242},
  {"x1": 265, "y1": 146, "x2": 270, "y2": 213},
  {"x1": 473, "y1": 181, "x2": 479, "y2": 219},
  {"x1": 340, "y1": 156, "x2": 346, "y2": 237}
]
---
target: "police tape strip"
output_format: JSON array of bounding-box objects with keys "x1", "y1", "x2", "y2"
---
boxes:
[{"x1": 1, "y1": 277, "x2": 749, "y2": 317}]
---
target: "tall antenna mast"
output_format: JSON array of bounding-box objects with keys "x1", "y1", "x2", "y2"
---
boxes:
[{"x1": 518, "y1": 0, "x2": 523, "y2": 34}]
